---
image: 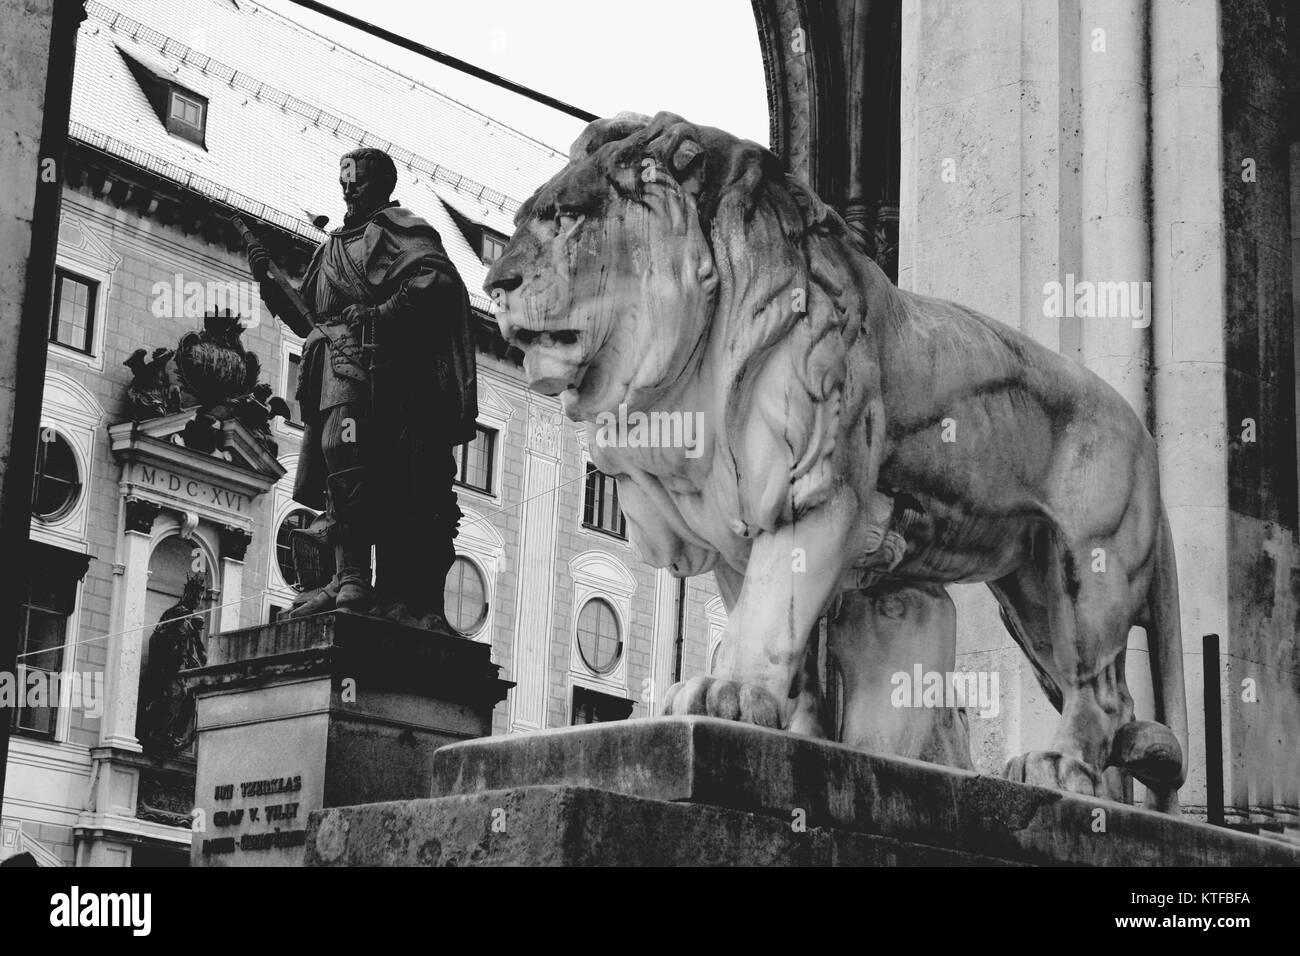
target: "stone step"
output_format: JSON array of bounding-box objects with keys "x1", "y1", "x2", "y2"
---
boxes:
[{"x1": 305, "y1": 717, "x2": 1300, "y2": 866}]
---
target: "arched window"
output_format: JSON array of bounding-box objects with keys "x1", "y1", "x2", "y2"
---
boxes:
[
  {"x1": 31, "y1": 431, "x2": 81, "y2": 521},
  {"x1": 576, "y1": 598, "x2": 622, "y2": 674},
  {"x1": 275, "y1": 509, "x2": 316, "y2": 589},
  {"x1": 444, "y1": 556, "x2": 488, "y2": 635}
]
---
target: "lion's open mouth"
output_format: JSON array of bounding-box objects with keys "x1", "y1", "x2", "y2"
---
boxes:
[
  {"x1": 511, "y1": 328, "x2": 587, "y2": 396},
  {"x1": 512, "y1": 329, "x2": 581, "y2": 349}
]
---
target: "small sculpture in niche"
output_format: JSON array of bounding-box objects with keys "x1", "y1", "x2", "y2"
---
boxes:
[{"x1": 138, "y1": 572, "x2": 208, "y2": 758}]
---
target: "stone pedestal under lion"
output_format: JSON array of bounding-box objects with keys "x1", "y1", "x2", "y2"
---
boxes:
[{"x1": 485, "y1": 111, "x2": 1188, "y2": 814}]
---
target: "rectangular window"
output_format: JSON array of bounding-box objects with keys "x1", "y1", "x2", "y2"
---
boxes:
[
  {"x1": 480, "y1": 232, "x2": 506, "y2": 265},
  {"x1": 453, "y1": 426, "x2": 496, "y2": 494},
  {"x1": 49, "y1": 270, "x2": 96, "y2": 354},
  {"x1": 11, "y1": 543, "x2": 87, "y2": 739},
  {"x1": 571, "y1": 686, "x2": 634, "y2": 725},
  {"x1": 582, "y1": 464, "x2": 626, "y2": 538},
  {"x1": 170, "y1": 92, "x2": 202, "y2": 126},
  {"x1": 284, "y1": 351, "x2": 302, "y2": 426},
  {"x1": 165, "y1": 88, "x2": 207, "y2": 145},
  {"x1": 169, "y1": 91, "x2": 204, "y2": 128}
]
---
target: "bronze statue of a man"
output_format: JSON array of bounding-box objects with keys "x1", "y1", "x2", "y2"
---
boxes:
[{"x1": 246, "y1": 148, "x2": 477, "y2": 631}]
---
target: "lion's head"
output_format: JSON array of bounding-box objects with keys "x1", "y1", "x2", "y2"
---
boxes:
[{"x1": 487, "y1": 112, "x2": 887, "y2": 533}]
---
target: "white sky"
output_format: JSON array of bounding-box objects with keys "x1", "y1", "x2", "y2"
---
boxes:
[{"x1": 261, "y1": 0, "x2": 772, "y2": 155}]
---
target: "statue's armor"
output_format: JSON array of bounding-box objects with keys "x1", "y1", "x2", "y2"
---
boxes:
[{"x1": 299, "y1": 231, "x2": 372, "y2": 412}]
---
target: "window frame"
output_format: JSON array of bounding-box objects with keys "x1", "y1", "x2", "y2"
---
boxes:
[
  {"x1": 453, "y1": 425, "x2": 497, "y2": 495},
  {"x1": 165, "y1": 87, "x2": 207, "y2": 145},
  {"x1": 283, "y1": 351, "x2": 303, "y2": 428},
  {"x1": 569, "y1": 684, "x2": 634, "y2": 726},
  {"x1": 582, "y1": 463, "x2": 627, "y2": 539},
  {"x1": 48, "y1": 268, "x2": 97, "y2": 356},
  {"x1": 10, "y1": 543, "x2": 88, "y2": 741},
  {"x1": 443, "y1": 554, "x2": 489, "y2": 636},
  {"x1": 50, "y1": 215, "x2": 118, "y2": 373},
  {"x1": 274, "y1": 507, "x2": 316, "y2": 591},
  {"x1": 274, "y1": 337, "x2": 305, "y2": 440},
  {"x1": 575, "y1": 597, "x2": 623, "y2": 676},
  {"x1": 11, "y1": 594, "x2": 69, "y2": 740},
  {"x1": 31, "y1": 429, "x2": 82, "y2": 523},
  {"x1": 480, "y1": 231, "x2": 507, "y2": 265}
]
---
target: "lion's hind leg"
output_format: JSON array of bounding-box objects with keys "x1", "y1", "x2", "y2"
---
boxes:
[{"x1": 993, "y1": 533, "x2": 1140, "y2": 801}]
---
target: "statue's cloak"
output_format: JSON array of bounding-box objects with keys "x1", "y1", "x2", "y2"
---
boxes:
[{"x1": 293, "y1": 202, "x2": 478, "y2": 510}]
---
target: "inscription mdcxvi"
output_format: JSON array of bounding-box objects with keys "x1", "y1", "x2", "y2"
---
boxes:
[{"x1": 136, "y1": 464, "x2": 248, "y2": 514}]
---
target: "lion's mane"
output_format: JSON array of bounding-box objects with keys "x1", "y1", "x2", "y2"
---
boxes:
[{"x1": 569, "y1": 112, "x2": 892, "y2": 536}]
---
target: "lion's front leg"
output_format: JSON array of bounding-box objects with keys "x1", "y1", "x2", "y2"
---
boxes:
[{"x1": 664, "y1": 486, "x2": 859, "y2": 729}]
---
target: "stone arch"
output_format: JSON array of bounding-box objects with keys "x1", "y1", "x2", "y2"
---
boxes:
[{"x1": 750, "y1": 0, "x2": 902, "y2": 278}]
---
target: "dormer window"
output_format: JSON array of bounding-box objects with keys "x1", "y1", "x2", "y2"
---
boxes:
[
  {"x1": 117, "y1": 48, "x2": 208, "y2": 148},
  {"x1": 167, "y1": 88, "x2": 207, "y2": 145},
  {"x1": 480, "y1": 231, "x2": 507, "y2": 265}
]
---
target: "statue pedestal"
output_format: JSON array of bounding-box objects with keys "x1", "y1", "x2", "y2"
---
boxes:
[
  {"x1": 303, "y1": 717, "x2": 1300, "y2": 867},
  {"x1": 183, "y1": 611, "x2": 512, "y2": 867}
]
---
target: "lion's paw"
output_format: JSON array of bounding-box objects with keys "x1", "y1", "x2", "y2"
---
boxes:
[
  {"x1": 1004, "y1": 750, "x2": 1105, "y2": 798},
  {"x1": 661, "y1": 676, "x2": 782, "y2": 729}
]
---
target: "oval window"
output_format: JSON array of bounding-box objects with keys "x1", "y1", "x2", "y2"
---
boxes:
[
  {"x1": 32, "y1": 431, "x2": 81, "y2": 521},
  {"x1": 444, "y1": 556, "x2": 488, "y2": 635},
  {"x1": 275, "y1": 509, "x2": 316, "y2": 589},
  {"x1": 576, "y1": 598, "x2": 622, "y2": 674}
]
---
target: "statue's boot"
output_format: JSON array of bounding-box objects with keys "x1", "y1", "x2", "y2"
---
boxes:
[
  {"x1": 373, "y1": 504, "x2": 458, "y2": 631},
  {"x1": 334, "y1": 541, "x2": 373, "y2": 612},
  {"x1": 289, "y1": 512, "x2": 338, "y2": 593},
  {"x1": 327, "y1": 467, "x2": 374, "y2": 612},
  {"x1": 288, "y1": 579, "x2": 338, "y2": 617}
]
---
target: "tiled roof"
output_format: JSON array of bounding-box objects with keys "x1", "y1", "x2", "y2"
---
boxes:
[{"x1": 71, "y1": 0, "x2": 569, "y2": 309}]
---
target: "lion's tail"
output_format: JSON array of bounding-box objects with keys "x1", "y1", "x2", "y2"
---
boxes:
[{"x1": 1122, "y1": 507, "x2": 1189, "y2": 812}]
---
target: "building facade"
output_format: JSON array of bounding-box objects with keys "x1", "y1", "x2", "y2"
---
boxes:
[{"x1": 1, "y1": 0, "x2": 722, "y2": 866}]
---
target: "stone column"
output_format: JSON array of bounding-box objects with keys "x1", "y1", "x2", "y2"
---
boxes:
[
  {"x1": 1074, "y1": 0, "x2": 1159, "y2": 790},
  {"x1": 218, "y1": 526, "x2": 252, "y2": 635},
  {"x1": 899, "y1": 0, "x2": 1080, "y2": 770},
  {"x1": 507, "y1": 403, "x2": 562, "y2": 731},
  {"x1": 100, "y1": 497, "x2": 159, "y2": 751},
  {"x1": 1077, "y1": 0, "x2": 1151, "y2": 417},
  {"x1": 648, "y1": 568, "x2": 680, "y2": 713},
  {"x1": 1146, "y1": 0, "x2": 1227, "y2": 817}
]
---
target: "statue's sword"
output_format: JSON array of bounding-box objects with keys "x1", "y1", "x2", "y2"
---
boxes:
[{"x1": 230, "y1": 215, "x2": 367, "y2": 373}]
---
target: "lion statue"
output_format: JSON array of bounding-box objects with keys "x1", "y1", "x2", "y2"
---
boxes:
[{"x1": 485, "y1": 111, "x2": 1188, "y2": 813}]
